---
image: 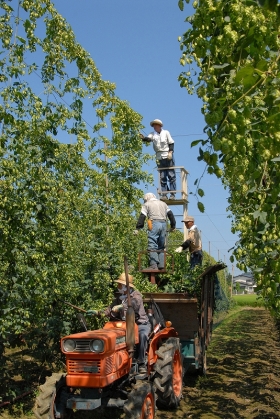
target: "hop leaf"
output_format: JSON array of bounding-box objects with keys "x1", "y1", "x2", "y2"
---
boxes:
[
  {"x1": 178, "y1": 0, "x2": 185, "y2": 11},
  {"x1": 197, "y1": 188, "x2": 205, "y2": 197},
  {"x1": 197, "y1": 201, "x2": 205, "y2": 213}
]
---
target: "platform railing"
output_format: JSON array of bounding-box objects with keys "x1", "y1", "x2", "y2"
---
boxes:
[
  {"x1": 157, "y1": 165, "x2": 189, "y2": 240},
  {"x1": 157, "y1": 166, "x2": 188, "y2": 203}
]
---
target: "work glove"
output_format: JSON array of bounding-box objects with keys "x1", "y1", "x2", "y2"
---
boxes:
[
  {"x1": 140, "y1": 134, "x2": 151, "y2": 142},
  {"x1": 133, "y1": 230, "x2": 139, "y2": 235},
  {"x1": 175, "y1": 246, "x2": 183, "y2": 253},
  {"x1": 86, "y1": 310, "x2": 99, "y2": 316},
  {"x1": 167, "y1": 151, "x2": 173, "y2": 160},
  {"x1": 112, "y1": 304, "x2": 123, "y2": 313}
]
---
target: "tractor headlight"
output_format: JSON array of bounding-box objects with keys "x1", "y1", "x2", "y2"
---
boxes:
[
  {"x1": 63, "y1": 339, "x2": 76, "y2": 352},
  {"x1": 89, "y1": 339, "x2": 104, "y2": 353}
]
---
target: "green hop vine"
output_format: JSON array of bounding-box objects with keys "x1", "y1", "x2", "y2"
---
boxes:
[
  {"x1": 178, "y1": 0, "x2": 280, "y2": 315},
  {"x1": 0, "y1": 0, "x2": 153, "y2": 393}
]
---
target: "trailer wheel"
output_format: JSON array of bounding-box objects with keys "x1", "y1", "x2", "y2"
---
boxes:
[
  {"x1": 153, "y1": 337, "x2": 183, "y2": 408},
  {"x1": 124, "y1": 381, "x2": 155, "y2": 419},
  {"x1": 33, "y1": 373, "x2": 73, "y2": 419}
]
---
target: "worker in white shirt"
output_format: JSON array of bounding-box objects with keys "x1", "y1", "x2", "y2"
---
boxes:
[
  {"x1": 134, "y1": 193, "x2": 176, "y2": 269},
  {"x1": 140, "y1": 119, "x2": 176, "y2": 200}
]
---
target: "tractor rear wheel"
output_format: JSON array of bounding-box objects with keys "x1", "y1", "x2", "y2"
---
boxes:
[
  {"x1": 123, "y1": 381, "x2": 155, "y2": 419},
  {"x1": 33, "y1": 373, "x2": 73, "y2": 419},
  {"x1": 153, "y1": 337, "x2": 183, "y2": 408}
]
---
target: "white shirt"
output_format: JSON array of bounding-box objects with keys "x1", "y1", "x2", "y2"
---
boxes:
[
  {"x1": 148, "y1": 129, "x2": 174, "y2": 160},
  {"x1": 141, "y1": 198, "x2": 171, "y2": 220}
]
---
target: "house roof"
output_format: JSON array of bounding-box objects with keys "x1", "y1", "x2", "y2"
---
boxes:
[{"x1": 233, "y1": 272, "x2": 256, "y2": 287}]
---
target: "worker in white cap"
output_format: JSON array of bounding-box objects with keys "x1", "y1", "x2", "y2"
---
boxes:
[
  {"x1": 140, "y1": 119, "x2": 177, "y2": 200},
  {"x1": 134, "y1": 192, "x2": 176, "y2": 269},
  {"x1": 175, "y1": 216, "x2": 203, "y2": 268}
]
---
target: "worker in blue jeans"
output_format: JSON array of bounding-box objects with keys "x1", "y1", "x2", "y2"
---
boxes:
[
  {"x1": 134, "y1": 193, "x2": 176, "y2": 269},
  {"x1": 157, "y1": 156, "x2": 177, "y2": 200},
  {"x1": 140, "y1": 119, "x2": 177, "y2": 199},
  {"x1": 148, "y1": 220, "x2": 167, "y2": 269}
]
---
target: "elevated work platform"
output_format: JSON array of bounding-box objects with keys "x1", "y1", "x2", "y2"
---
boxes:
[
  {"x1": 138, "y1": 251, "x2": 174, "y2": 283},
  {"x1": 157, "y1": 166, "x2": 188, "y2": 202},
  {"x1": 157, "y1": 165, "x2": 189, "y2": 240}
]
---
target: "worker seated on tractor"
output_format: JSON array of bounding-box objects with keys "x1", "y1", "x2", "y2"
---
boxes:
[{"x1": 87, "y1": 273, "x2": 151, "y2": 374}]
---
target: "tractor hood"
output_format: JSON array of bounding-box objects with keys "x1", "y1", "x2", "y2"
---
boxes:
[{"x1": 61, "y1": 320, "x2": 139, "y2": 355}]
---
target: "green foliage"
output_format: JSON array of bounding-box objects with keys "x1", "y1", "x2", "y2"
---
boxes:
[
  {"x1": 0, "y1": 0, "x2": 153, "y2": 398},
  {"x1": 131, "y1": 228, "x2": 230, "y2": 313},
  {"x1": 160, "y1": 254, "x2": 204, "y2": 295},
  {"x1": 178, "y1": 0, "x2": 280, "y2": 316},
  {"x1": 235, "y1": 282, "x2": 241, "y2": 293}
]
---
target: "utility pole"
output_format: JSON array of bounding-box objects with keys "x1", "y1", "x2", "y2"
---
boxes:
[
  {"x1": 231, "y1": 264, "x2": 234, "y2": 297},
  {"x1": 224, "y1": 255, "x2": 227, "y2": 296}
]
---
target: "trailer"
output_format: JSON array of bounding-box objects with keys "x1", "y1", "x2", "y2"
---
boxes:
[{"x1": 143, "y1": 263, "x2": 226, "y2": 375}]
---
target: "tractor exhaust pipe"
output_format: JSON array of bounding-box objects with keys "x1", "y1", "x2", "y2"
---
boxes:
[{"x1": 124, "y1": 256, "x2": 135, "y2": 358}]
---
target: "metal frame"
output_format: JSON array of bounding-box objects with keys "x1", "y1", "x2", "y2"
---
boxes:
[
  {"x1": 157, "y1": 166, "x2": 189, "y2": 240},
  {"x1": 138, "y1": 250, "x2": 174, "y2": 284},
  {"x1": 157, "y1": 166, "x2": 188, "y2": 202}
]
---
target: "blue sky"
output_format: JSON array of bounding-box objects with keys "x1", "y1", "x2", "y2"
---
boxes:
[
  {"x1": 23, "y1": 1, "x2": 242, "y2": 275},
  {"x1": 51, "y1": 0, "x2": 242, "y2": 276}
]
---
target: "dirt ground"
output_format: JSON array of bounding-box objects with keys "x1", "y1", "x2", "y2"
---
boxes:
[
  {"x1": 1, "y1": 307, "x2": 280, "y2": 419},
  {"x1": 157, "y1": 307, "x2": 280, "y2": 419}
]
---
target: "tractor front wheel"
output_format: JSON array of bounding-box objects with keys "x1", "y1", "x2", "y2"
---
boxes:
[
  {"x1": 33, "y1": 373, "x2": 73, "y2": 419},
  {"x1": 123, "y1": 381, "x2": 155, "y2": 419},
  {"x1": 153, "y1": 337, "x2": 183, "y2": 408}
]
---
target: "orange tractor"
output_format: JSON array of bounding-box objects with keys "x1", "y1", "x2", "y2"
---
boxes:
[{"x1": 34, "y1": 261, "x2": 184, "y2": 419}]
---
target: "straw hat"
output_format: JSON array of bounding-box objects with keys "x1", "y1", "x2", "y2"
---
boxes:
[
  {"x1": 150, "y1": 119, "x2": 163, "y2": 127},
  {"x1": 115, "y1": 273, "x2": 135, "y2": 288},
  {"x1": 182, "y1": 216, "x2": 194, "y2": 222}
]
